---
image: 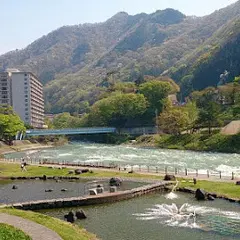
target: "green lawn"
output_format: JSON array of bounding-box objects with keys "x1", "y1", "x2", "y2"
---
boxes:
[
  {"x1": 179, "y1": 179, "x2": 240, "y2": 199},
  {"x1": 0, "y1": 162, "x2": 163, "y2": 180},
  {"x1": 0, "y1": 163, "x2": 72, "y2": 177},
  {"x1": 0, "y1": 209, "x2": 97, "y2": 240},
  {"x1": 0, "y1": 223, "x2": 31, "y2": 240}
]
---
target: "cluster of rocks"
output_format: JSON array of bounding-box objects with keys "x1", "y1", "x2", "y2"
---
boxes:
[
  {"x1": 72, "y1": 169, "x2": 90, "y2": 175},
  {"x1": 64, "y1": 210, "x2": 87, "y2": 223},
  {"x1": 195, "y1": 189, "x2": 215, "y2": 201},
  {"x1": 109, "y1": 177, "x2": 122, "y2": 186},
  {"x1": 89, "y1": 178, "x2": 122, "y2": 195},
  {"x1": 179, "y1": 187, "x2": 240, "y2": 203},
  {"x1": 164, "y1": 175, "x2": 176, "y2": 181},
  {"x1": 10, "y1": 175, "x2": 81, "y2": 181},
  {"x1": 45, "y1": 188, "x2": 68, "y2": 192}
]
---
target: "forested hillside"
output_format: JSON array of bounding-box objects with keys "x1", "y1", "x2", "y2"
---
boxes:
[{"x1": 0, "y1": 1, "x2": 239, "y2": 113}]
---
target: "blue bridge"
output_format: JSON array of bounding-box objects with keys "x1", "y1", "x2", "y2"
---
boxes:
[{"x1": 23, "y1": 127, "x2": 116, "y2": 138}]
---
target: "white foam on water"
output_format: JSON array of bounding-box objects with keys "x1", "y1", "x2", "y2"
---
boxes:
[
  {"x1": 165, "y1": 192, "x2": 179, "y2": 200},
  {"x1": 42, "y1": 156, "x2": 55, "y2": 159},
  {"x1": 120, "y1": 154, "x2": 141, "y2": 158},
  {"x1": 216, "y1": 164, "x2": 240, "y2": 175},
  {"x1": 83, "y1": 146, "x2": 99, "y2": 149},
  {"x1": 134, "y1": 203, "x2": 240, "y2": 231},
  {"x1": 26, "y1": 150, "x2": 39, "y2": 155},
  {"x1": 58, "y1": 153, "x2": 73, "y2": 157}
]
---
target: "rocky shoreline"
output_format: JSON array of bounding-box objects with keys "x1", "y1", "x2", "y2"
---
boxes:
[{"x1": 177, "y1": 187, "x2": 240, "y2": 203}]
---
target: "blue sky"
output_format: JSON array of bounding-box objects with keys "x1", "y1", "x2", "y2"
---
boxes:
[{"x1": 0, "y1": 0, "x2": 237, "y2": 54}]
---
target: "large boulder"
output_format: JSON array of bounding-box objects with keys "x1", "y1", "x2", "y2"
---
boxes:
[
  {"x1": 45, "y1": 189, "x2": 53, "y2": 192},
  {"x1": 195, "y1": 188, "x2": 206, "y2": 200},
  {"x1": 75, "y1": 210, "x2": 87, "y2": 219},
  {"x1": 64, "y1": 211, "x2": 75, "y2": 223},
  {"x1": 207, "y1": 194, "x2": 215, "y2": 201},
  {"x1": 109, "y1": 177, "x2": 122, "y2": 186},
  {"x1": 236, "y1": 181, "x2": 240, "y2": 185},
  {"x1": 164, "y1": 175, "x2": 176, "y2": 181},
  {"x1": 81, "y1": 169, "x2": 89, "y2": 173},
  {"x1": 74, "y1": 169, "x2": 82, "y2": 175}
]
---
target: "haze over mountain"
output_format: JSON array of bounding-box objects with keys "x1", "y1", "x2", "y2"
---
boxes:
[{"x1": 0, "y1": 1, "x2": 239, "y2": 113}]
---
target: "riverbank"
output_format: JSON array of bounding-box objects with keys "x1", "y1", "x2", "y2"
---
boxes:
[
  {"x1": 132, "y1": 133, "x2": 240, "y2": 153},
  {"x1": 0, "y1": 139, "x2": 66, "y2": 156}
]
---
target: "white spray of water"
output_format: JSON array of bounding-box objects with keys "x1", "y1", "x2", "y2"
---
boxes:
[{"x1": 165, "y1": 180, "x2": 179, "y2": 200}]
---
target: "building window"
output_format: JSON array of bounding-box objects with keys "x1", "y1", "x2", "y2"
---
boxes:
[
  {"x1": 2, "y1": 91, "x2": 7, "y2": 94},
  {"x1": 25, "y1": 74, "x2": 27, "y2": 77},
  {"x1": 2, "y1": 87, "x2": 7, "y2": 90},
  {"x1": 24, "y1": 82, "x2": 28, "y2": 85},
  {"x1": 25, "y1": 95, "x2": 28, "y2": 98},
  {"x1": 2, "y1": 83, "x2": 7, "y2": 86},
  {"x1": 25, "y1": 99, "x2": 28, "y2": 102},
  {"x1": 24, "y1": 87, "x2": 28, "y2": 90},
  {"x1": 2, "y1": 100, "x2": 8, "y2": 103}
]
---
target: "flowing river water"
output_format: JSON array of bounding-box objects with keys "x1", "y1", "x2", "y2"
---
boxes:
[
  {"x1": 6, "y1": 142, "x2": 240, "y2": 177},
  {"x1": 4, "y1": 142, "x2": 240, "y2": 239}
]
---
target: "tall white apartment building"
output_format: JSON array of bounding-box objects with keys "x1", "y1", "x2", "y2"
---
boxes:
[{"x1": 0, "y1": 70, "x2": 44, "y2": 128}]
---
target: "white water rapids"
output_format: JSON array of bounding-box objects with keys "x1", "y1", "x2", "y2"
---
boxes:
[{"x1": 7, "y1": 142, "x2": 240, "y2": 177}]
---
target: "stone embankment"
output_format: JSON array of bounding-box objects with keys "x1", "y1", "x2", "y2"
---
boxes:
[{"x1": 2, "y1": 182, "x2": 172, "y2": 210}]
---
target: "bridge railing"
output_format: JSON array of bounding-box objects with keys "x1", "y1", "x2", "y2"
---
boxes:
[{"x1": 25, "y1": 127, "x2": 116, "y2": 136}]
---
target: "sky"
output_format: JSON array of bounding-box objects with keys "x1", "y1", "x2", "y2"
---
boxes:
[{"x1": 0, "y1": 0, "x2": 237, "y2": 54}]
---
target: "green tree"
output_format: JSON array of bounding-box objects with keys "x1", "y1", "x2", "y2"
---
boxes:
[
  {"x1": 0, "y1": 106, "x2": 25, "y2": 144},
  {"x1": 184, "y1": 101, "x2": 199, "y2": 132},
  {"x1": 139, "y1": 80, "x2": 172, "y2": 117},
  {"x1": 198, "y1": 101, "x2": 222, "y2": 134},
  {"x1": 157, "y1": 105, "x2": 189, "y2": 135},
  {"x1": 52, "y1": 113, "x2": 81, "y2": 129},
  {"x1": 86, "y1": 93, "x2": 148, "y2": 127}
]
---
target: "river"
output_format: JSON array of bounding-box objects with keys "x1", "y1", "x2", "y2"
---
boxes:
[{"x1": 6, "y1": 142, "x2": 240, "y2": 177}]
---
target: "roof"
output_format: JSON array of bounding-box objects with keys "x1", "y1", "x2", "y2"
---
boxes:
[{"x1": 221, "y1": 120, "x2": 240, "y2": 135}]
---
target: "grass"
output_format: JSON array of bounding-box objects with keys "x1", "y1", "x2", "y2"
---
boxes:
[
  {"x1": 179, "y1": 179, "x2": 240, "y2": 199},
  {"x1": 0, "y1": 223, "x2": 31, "y2": 240},
  {"x1": 154, "y1": 133, "x2": 240, "y2": 153},
  {"x1": 0, "y1": 163, "x2": 72, "y2": 177},
  {"x1": 0, "y1": 162, "x2": 163, "y2": 180},
  {"x1": 0, "y1": 209, "x2": 97, "y2": 240}
]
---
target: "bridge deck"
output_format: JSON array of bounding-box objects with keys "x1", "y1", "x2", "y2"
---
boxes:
[{"x1": 25, "y1": 127, "x2": 116, "y2": 136}]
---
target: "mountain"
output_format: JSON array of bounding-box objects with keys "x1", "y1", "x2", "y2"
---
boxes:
[{"x1": 0, "y1": 2, "x2": 240, "y2": 113}]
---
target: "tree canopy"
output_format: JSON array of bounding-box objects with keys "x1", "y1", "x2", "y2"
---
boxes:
[
  {"x1": 0, "y1": 106, "x2": 25, "y2": 143},
  {"x1": 86, "y1": 93, "x2": 148, "y2": 127}
]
